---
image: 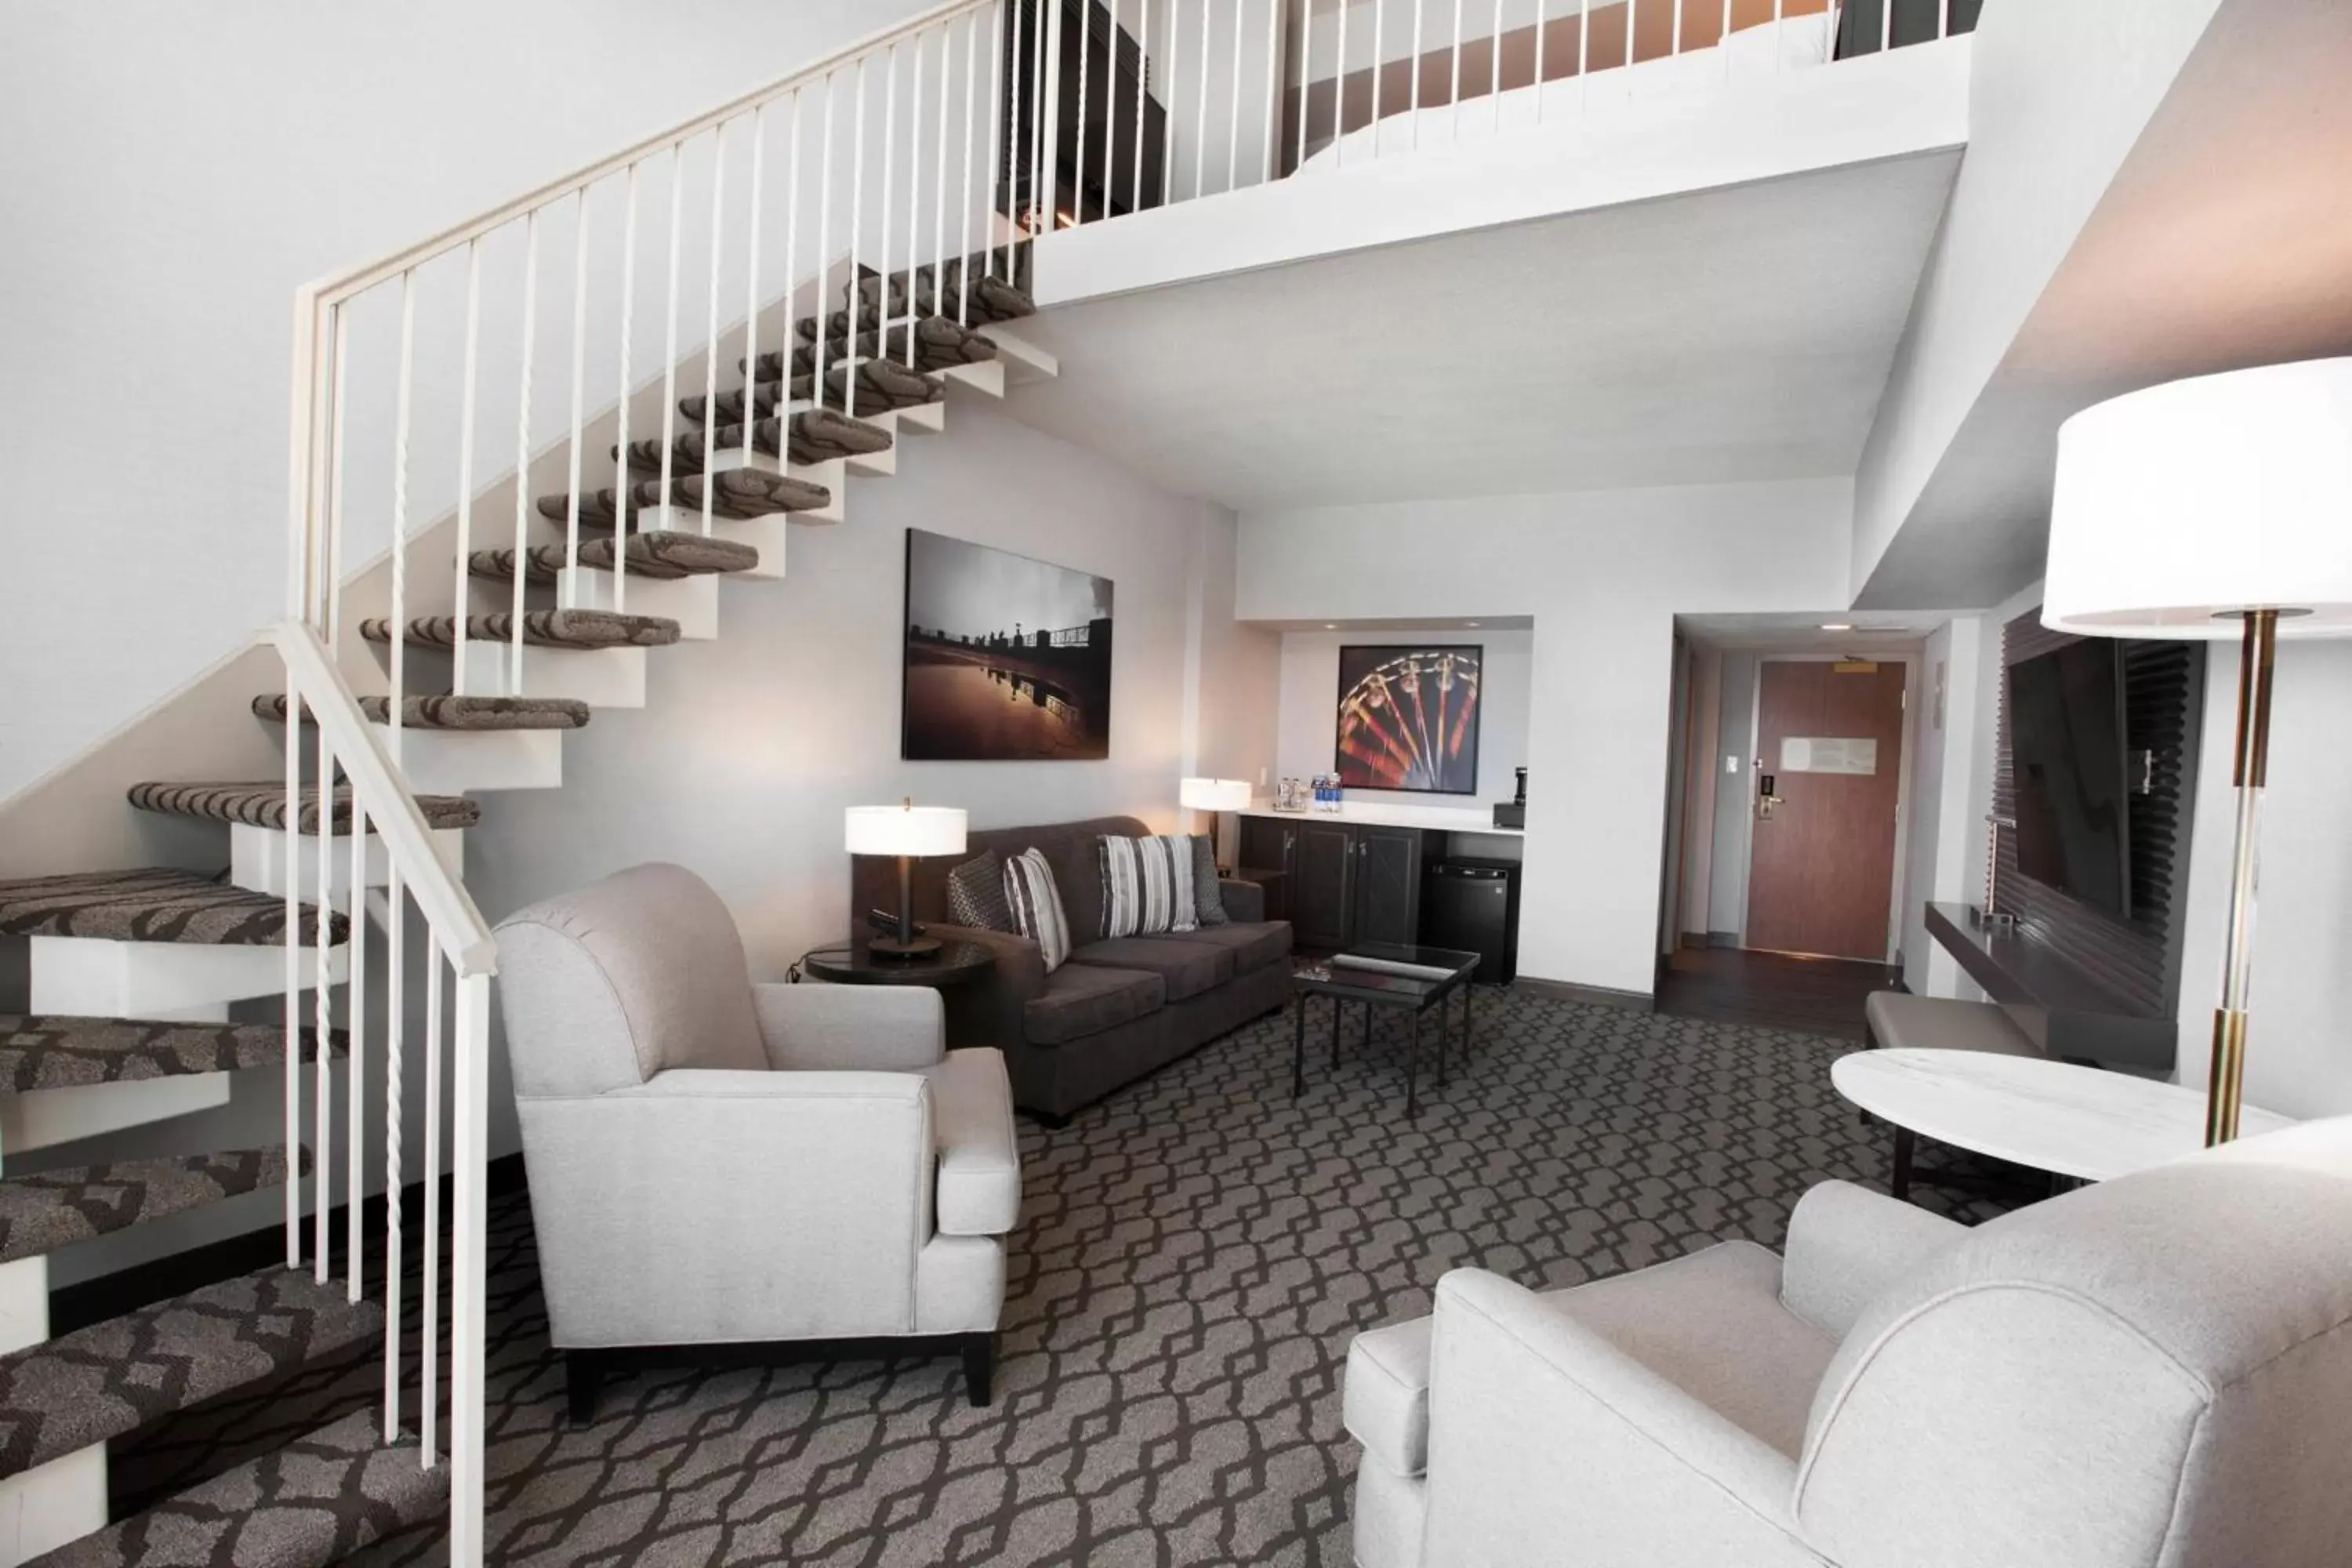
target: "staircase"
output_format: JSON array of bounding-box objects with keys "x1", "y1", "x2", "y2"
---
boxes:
[{"x1": 0, "y1": 2, "x2": 1054, "y2": 1561}]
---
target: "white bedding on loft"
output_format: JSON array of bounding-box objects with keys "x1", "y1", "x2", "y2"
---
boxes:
[{"x1": 1300, "y1": 12, "x2": 1838, "y2": 169}]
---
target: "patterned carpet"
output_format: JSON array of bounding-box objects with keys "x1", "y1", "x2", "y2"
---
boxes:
[{"x1": 129, "y1": 987, "x2": 1987, "y2": 1566}]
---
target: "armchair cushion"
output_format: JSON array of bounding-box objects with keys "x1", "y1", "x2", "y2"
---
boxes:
[
  {"x1": 752, "y1": 982, "x2": 943, "y2": 1073},
  {"x1": 1023, "y1": 963, "x2": 1165, "y2": 1047},
  {"x1": 1065, "y1": 935, "x2": 1232, "y2": 1001},
  {"x1": 1779, "y1": 1179, "x2": 1966, "y2": 1339},
  {"x1": 928, "y1": 1049, "x2": 1020, "y2": 1236}
]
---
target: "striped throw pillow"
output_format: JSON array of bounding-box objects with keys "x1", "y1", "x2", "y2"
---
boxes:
[
  {"x1": 1098, "y1": 833, "x2": 1200, "y2": 939},
  {"x1": 1000, "y1": 847, "x2": 1072, "y2": 972}
]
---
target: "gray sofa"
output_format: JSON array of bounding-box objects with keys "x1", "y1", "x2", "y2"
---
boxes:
[
  {"x1": 1346, "y1": 1113, "x2": 2352, "y2": 1568},
  {"x1": 851, "y1": 815, "x2": 1291, "y2": 1121}
]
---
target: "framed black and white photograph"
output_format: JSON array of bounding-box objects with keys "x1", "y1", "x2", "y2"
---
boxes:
[
  {"x1": 902, "y1": 528, "x2": 1114, "y2": 761},
  {"x1": 1334, "y1": 644, "x2": 1483, "y2": 794}
]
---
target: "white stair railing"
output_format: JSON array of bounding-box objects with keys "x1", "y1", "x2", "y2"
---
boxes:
[
  {"x1": 1033, "y1": 0, "x2": 1971, "y2": 226},
  {"x1": 280, "y1": 3, "x2": 1028, "y2": 1559}
]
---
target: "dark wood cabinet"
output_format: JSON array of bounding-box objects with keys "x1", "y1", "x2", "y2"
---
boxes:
[{"x1": 1234, "y1": 816, "x2": 1426, "y2": 951}]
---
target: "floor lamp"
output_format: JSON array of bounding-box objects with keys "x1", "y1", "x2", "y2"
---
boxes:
[{"x1": 2043, "y1": 357, "x2": 2352, "y2": 1145}]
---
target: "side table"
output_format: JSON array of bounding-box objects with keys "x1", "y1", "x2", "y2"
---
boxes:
[{"x1": 797, "y1": 940, "x2": 998, "y2": 989}]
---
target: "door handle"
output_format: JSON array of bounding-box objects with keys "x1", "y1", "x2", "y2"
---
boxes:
[{"x1": 1756, "y1": 771, "x2": 1783, "y2": 822}]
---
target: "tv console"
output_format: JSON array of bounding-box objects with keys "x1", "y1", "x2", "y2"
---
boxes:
[{"x1": 1925, "y1": 902, "x2": 2176, "y2": 1071}]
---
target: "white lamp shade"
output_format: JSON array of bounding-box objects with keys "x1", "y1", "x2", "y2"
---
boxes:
[
  {"x1": 1179, "y1": 777, "x2": 1253, "y2": 812},
  {"x1": 844, "y1": 804, "x2": 967, "y2": 857},
  {"x1": 2045, "y1": 357, "x2": 2352, "y2": 640}
]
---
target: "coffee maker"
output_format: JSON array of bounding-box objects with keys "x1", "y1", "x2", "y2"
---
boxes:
[{"x1": 1492, "y1": 768, "x2": 1526, "y2": 829}]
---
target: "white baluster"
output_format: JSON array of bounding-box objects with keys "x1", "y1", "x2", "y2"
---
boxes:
[
  {"x1": 1044, "y1": 0, "x2": 1065, "y2": 223},
  {"x1": 1883, "y1": 0, "x2": 1893, "y2": 53},
  {"x1": 1074, "y1": 0, "x2": 1090, "y2": 223},
  {"x1": 1338, "y1": 0, "x2": 1352, "y2": 165},
  {"x1": 659, "y1": 141, "x2": 686, "y2": 547},
  {"x1": 1032, "y1": 0, "x2": 1051, "y2": 230},
  {"x1": 815, "y1": 71, "x2": 836, "y2": 408},
  {"x1": 1263, "y1": 0, "x2": 1281, "y2": 182},
  {"x1": 1535, "y1": 0, "x2": 1548, "y2": 119},
  {"x1": 382, "y1": 866, "x2": 405, "y2": 1442},
  {"x1": 449, "y1": 971, "x2": 492, "y2": 1566},
  {"x1": 1943, "y1": 0, "x2": 1952, "y2": 39},
  {"x1": 702, "y1": 122, "x2": 728, "y2": 535},
  {"x1": 1137, "y1": 0, "x2": 1152, "y2": 200},
  {"x1": 1493, "y1": 0, "x2": 1504, "y2": 130},
  {"x1": 452, "y1": 241, "x2": 481, "y2": 695},
  {"x1": 614, "y1": 161, "x2": 642, "y2": 607},
  {"x1": 910, "y1": 31, "x2": 931, "y2": 363},
  {"x1": 1451, "y1": 0, "x2": 1465, "y2": 135},
  {"x1": 283, "y1": 678, "x2": 303, "y2": 1269},
  {"x1": 1228, "y1": 0, "x2": 1243, "y2": 191},
  {"x1": 850, "y1": 56, "x2": 869, "y2": 420},
  {"x1": 389, "y1": 270, "x2": 413, "y2": 771},
  {"x1": 960, "y1": 14, "x2": 979, "y2": 324},
  {"x1": 986, "y1": 2, "x2": 1008, "y2": 287},
  {"x1": 1193, "y1": 0, "x2": 1210, "y2": 197},
  {"x1": 1008, "y1": 2, "x2": 1026, "y2": 248},
  {"x1": 421, "y1": 949, "x2": 444, "y2": 1465},
  {"x1": 346, "y1": 811, "x2": 368, "y2": 1303},
  {"x1": 560, "y1": 197, "x2": 586, "y2": 601},
  {"x1": 325, "y1": 309, "x2": 350, "y2": 646},
  {"x1": 1580, "y1": 0, "x2": 1591, "y2": 107},
  {"x1": 783, "y1": 89, "x2": 806, "y2": 413},
  {"x1": 1299, "y1": 0, "x2": 1313, "y2": 169},
  {"x1": 1673, "y1": 0, "x2": 1684, "y2": 59},
  {"x1": 1414, "y1": 0, "x2": 1427, "y2": 146},
  {"x1": 1372, "y1": 0, "x2": 1387, "y2": 158},
  {"x1": 743, "y1": 103, "x2": 768, "y2": 463},
  {"x1": 1627, "y1": 0, "x2": 1638, "y2": 72},
  {"x1": 880, "y1": 43, "x2": 898, "y2": 371},
  {"x1": 935, "y1": 20, "x2": 953, "y2": 340},
  {"x1": 508, "y1": 206, "x2": 539, "y2": 691},
  {"x1": 314, "y1": 735, "x2": 335, "y2": 1285},
  {"x1": 1164, "y1": 0, "x2": 1180, "y2": 203}
]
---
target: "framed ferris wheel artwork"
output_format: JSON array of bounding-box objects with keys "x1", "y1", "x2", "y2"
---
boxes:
[{"x1": 1333, "y1": 644, "x2": 1483, "y2": 795}]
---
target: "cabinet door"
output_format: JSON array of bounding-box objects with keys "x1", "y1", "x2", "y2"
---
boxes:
[
  {"x1": 1351, "y1": 826, "x2": 1425, "y2": 949},
  {"x1": 1236, "y1": 818, "x2": 1294, "y2": 920},
  {"x1": 1291, "y1": 822, "x2": 1356, "y2": 949}
]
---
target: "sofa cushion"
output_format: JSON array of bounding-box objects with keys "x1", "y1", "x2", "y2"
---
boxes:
[
  {"x1": 1023, "y1": 963, "x2": 1165, "y2": 1047},
  {"x1": 1161, "y1": 920, "x2": 1291, "y2": 977},
  {"x1": 1066, "y1": 936, "x2": 1233, "y2": 1002}
]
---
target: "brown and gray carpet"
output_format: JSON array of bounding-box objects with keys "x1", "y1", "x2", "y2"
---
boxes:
[{"x1": 118, "y1": 988, "x2": 1992, "y2": 1566}]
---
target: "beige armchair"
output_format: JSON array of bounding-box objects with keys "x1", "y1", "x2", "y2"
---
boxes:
[
  {"x1": 493, "y1": 863, "x2": 1021, "y2": 1422},
  {"x1": 1347, "y1": 1116, "x2": 2352, "y2": 1568}
]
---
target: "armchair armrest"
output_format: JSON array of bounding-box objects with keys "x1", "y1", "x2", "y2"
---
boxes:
[
  {"x1": 752, "y1": 982, "x2": 942, "y2": 1072},
  {"x1": 928, "y1": 1049, "x2": 1021, "y2": 1236},
  {"x1": 1779, "y1": 1179, "x2": 1966, "y2": 1338},
  {"x1": 1421, "y1": 1269, "x2": 1820, "y2": 1568},
  {"x1": 1218, "y1": 877, "x2": 1266, "y2": 924}
]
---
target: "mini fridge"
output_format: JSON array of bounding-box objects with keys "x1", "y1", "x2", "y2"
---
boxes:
[{"x1": 1422, "y1": 858, "x2": 1520, "y2": 984}]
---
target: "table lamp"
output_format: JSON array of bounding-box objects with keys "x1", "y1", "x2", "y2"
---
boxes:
[
  {"x1": 2044, "y1": 355, "x2": 2352, "y2": 1144},
  {"x1": 1179, "y1": 777, "x2": 1252, "y2": 870},
  {"x1": 844, "y1": 799, "x2": 968, "y2": 959}
]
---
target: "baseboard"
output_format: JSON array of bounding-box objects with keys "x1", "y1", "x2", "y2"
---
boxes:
[
  {"x1": 1707, "y1": 931, "x2": 1741, "y2": 949},
  {"x1": 51, "y1": 1152, "x2": 529, "y2": 1335},
  {"x1": 1677, "y1": 932, "x2": 1709, "y2": 950},
  {"x1": 1515, "y1": 975, "x2": 1656, "y2": 1014}
]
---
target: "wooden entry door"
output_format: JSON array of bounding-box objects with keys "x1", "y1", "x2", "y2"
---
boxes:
[{"x1": 1745, "y1": 660, "x2": 1907, "y2": 960}]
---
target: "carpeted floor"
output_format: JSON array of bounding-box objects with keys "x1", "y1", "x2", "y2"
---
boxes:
[{"x1": 144, "y1": 986, "x2": 1994, "y2": 1566}]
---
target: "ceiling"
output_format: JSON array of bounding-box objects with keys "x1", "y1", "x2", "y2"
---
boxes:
[
  {"x1": 1859, "y1": 0, "x2": 2352, "y2": 608},
  {"x1": 1002, "y1": 150, "x2": 1962, "y2": 512},
  {"x1": 1679, "y1": 610, "x2": 1941, "y2": 655}
]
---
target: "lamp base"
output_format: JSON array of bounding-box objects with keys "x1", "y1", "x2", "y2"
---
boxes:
[{"x1": 868, "y1": 935, "x2": 943, "y2": 960}]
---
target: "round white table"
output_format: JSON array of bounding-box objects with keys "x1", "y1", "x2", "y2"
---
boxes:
[{"x1": 1832, "y1": 1047, "x2": 2294, "y2": 1196}]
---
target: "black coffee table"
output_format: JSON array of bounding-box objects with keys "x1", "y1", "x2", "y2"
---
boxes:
[{"x1": 1290, "y1": 943, "x2": 1482, "y2": 1120}]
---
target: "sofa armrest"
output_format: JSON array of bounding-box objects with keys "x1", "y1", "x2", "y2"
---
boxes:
[
  {"x1": 1421, "y1": 1269, "x2": 1819, "y2": 1568},
  {"x1": 751, "y1": 982, "x2": 943, "y2": 1072},
  {"x1": 1218, "y1": 877, "x2": 1267, "y2": 924},
  {"x1": 928, "y1": 1048, "x2": 1021, "y2": 1236},
  {"x1": 927, "y1": 924, "x2": 1047, "y2": 1053},
  {"x1": 1779, "y1": 1180, "x2": 1966, "y2": 1338}
]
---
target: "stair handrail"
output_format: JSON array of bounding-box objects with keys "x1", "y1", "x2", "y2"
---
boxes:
[{"x1": 260, "y1": 621, "x2": 495, "y2": 976}]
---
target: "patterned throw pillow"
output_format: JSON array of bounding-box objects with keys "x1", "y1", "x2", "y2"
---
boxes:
[
  {"x1": 1098, "y1": 834, "x2": 1199, "y2": 939},
  {"x1": 1000, "y1": 847, "x2": 1072, "y2": 972},
  {"x1": 943, "y1": 850, "x2": 1014, "y2": 933},
  {"x1": 1190, "y1": 834, "x2": 1229, "y2": 927}
]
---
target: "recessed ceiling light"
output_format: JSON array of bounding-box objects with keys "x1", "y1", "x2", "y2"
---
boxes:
[
  {"x1": 1465, "y1": 621, "x2": 1480, "y2": 627},
  {"x1": 1819, "y1": 622, "x2": 1854, "y2": 632},
  {"x1": 1324, "y1": 623, "x2": 1337, "y2": 630}
]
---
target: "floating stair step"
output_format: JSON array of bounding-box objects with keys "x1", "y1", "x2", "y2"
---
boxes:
[
  {"x1": 789, "y1": 356, "x2": 944, "y2": 413},
  {"x1": 633, "y1": 407, "x2": 893, "y2": 470},
  {"x1": 677, "y1": 383, "x2": 785, "y2": 426},
  {"x1": 252, "y1": 692, "x2": 591, "y2": 732},
  {"x1": 126, "y1": 784, "x2": 480, "y2": 833},
  {"x1": 0, "y1": 1149, "x2": 305, "y2": 1266},
  {"x1": 0, "y1": 869, "x2": 345, "y2": 948},
  {"x1": 0, "y1": 1017, "x2": 336, "y2": 1093},
  {"x1": 466, "y1": 530, "x2": 759, "y2": 587},
  {"x1": 360, "y1": 609, "x2": 680, "y2": 653},
  {"x1": 25, "y1": 1406, "x2": 446, "y2": 1568},
  {"x1": 532, "y1": 469, "x2": 832, "y2": 530},
  {"x1": 769, "y1": 315, "x2": 1000, "y2": 377},
  {"x1": 855, "y1": 262, "x2": 1036, "y2": 325},
  {"x1": 0, "y1": 1265, "x2": 383, "y2": 1483}
]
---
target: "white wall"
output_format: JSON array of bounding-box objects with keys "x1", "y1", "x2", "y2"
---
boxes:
[
  {"x1": 1273, "y1": 627, "x2": 1531, "y2": 807},
  {"x1": 1901, "y1": 614, "x2": 1985, "y2": 995},
  {"x1": 2174, "y1": 639, "x2": 2352, "y2": 1120},
  {"x1": 0, "y1": 0, "x2": 965, "y2": 802},
  {"x1": 1239, "y1": 476, "x2": 1853, "y2": 998},
  {"x1": 1849, "y1": 0, "x2": 2223, "y2": 597},
  {"x1": 466, "y1": 402, "x2": 1272, "y2": 981}
]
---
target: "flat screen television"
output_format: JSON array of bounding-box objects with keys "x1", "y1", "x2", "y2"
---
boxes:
[{"x1": 2007, "y1": 640, "x2": 2133, "y2": 920}]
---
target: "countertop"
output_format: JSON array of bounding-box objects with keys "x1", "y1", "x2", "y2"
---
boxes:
[{"x1": 1236, "y1": 801, "x2": 1524, "y2": 837}]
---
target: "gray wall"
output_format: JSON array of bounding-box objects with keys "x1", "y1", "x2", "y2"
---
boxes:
[{"x1": 1706, "y1": 652, "x2": 1758, "y2": 938}]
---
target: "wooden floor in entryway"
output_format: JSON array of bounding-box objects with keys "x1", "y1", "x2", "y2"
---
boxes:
[{"x1": 1655, "y1": 946, "x2": 1899, "y2": 1043}]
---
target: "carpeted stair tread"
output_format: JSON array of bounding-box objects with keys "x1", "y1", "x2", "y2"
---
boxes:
[
  {"x1": 855, "y1": 260, "x2": 1036, "y2": 325},
  {"x1": 466, "y1": 531, "x2": 759, "y2": 586},
  {"x1": 767, "y1": 314, "x2": 1000, "y2": 377},
  {"x1": 126, "y1": 784, "x2": 479, "y2": 833},
  {"x1": 532, "y1": 469, "x2": 832, "y2": 530},
  {"x1": 631, "y1": 408, "x2": 894, "y2": 470},
  {"x1": 0, "y1": 1017, "x2": 336, "y2": 1094},
  {"x1": 789, "y1": 357, "x2": 944, "y2": 413},
  {"x1": 0, "y1": 1265, "x2": 383, "y2": 1482},
  {"x1": 0, "y1": 1150, "x2": 306, "y2": 1266},
  {"x1": 359, "y1": 609, "x2": 680, "y2": 652},
  {"x1": 251, "y1": 693, "x2": 592, "y2": 732},
  {"x1": 24, "y1": 1406, "x2": 445, "y2": 1568},
  {"x1": 0, "y1": 869, "x2": 344, "y2": 948}
]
